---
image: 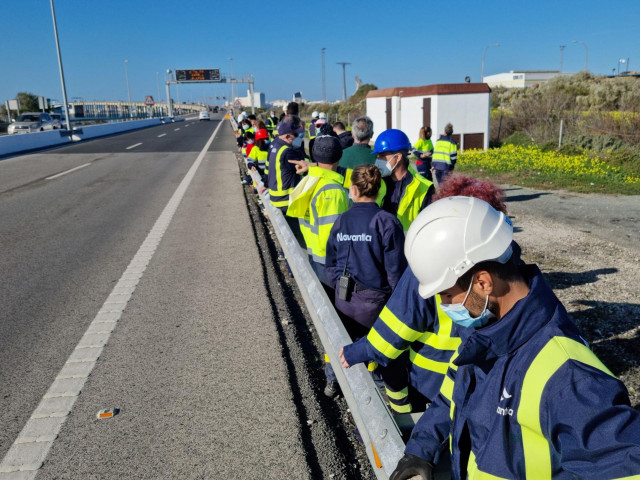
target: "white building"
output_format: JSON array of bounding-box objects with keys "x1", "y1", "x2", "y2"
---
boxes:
[
  {"x1": 366, "y1": 83, "x2": 491, "y2": 151},
  {"x1": 237, "y1": 90, "x2": 266, "y2": 108},
  {"x1": 483, "y1": 70, "x2": 574, "y2": 89}
]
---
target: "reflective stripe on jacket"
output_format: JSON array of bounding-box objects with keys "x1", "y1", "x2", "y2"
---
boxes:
[
  {"x1": 406, "y1": 264, "x2": 640, "y2": 479},
  {"x1": 287, "y1": 166, "x2": 348, "y2": 264},
  {"x1": 432, "y1": 136, "x2": 457, "y2": 170},
  {"x1": 342, "y1": 266, "x2": 460, "y2": 402},
  {"x1": 266, "y1": 138, "x2": 303, "y2": 210},
  {"x1": 396, "y1": 166, "x2": 433, "y2": 232}
]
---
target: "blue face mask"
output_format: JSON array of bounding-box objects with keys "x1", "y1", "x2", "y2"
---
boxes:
[{"x1": 440, "y1": 282, "x2": 495, "y2": 328}]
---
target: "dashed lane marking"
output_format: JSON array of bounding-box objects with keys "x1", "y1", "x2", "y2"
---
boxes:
[
  {"x1": 46, "y1": 163, "x2": 91, "y2": 180},
  {"x1": 174, "y1": 128, "x2": 180, "y2": 131},
  {"x1": 126, "y1": 143, "x2": 143, "y2": 150},
  {"x1": 0, "y1": 118, "x2": 225, "y2": 480},
  {"x1": 157, "y1": 133, "x2": 167, "y2": 138}
]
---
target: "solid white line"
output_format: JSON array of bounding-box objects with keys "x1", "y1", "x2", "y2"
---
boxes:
[
  {"x1": 157, "y1": 133, "x2": 167, "y2": 138},
  {"x1": 0, "y1": 120, "x2": 225, "y2": 478},
  {"x1": 126, "y1": 143, "x2": 143, "y2": 150},
  {"x1": 46, "y1": 163, "x2": 91, "y2": 180}
]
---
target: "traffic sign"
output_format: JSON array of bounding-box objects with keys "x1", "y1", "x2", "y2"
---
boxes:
[
  {"x1": 144, "y1": 95, "x2": 155, "y2": 106},
  {"x1": 234, "y1": 100, "x2": 242, "y2": 108}
]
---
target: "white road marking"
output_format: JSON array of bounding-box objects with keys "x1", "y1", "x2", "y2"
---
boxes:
[
  {"x1": 0, "y1": 119, "x2": 225, "y2": 479},
  {"x1": 46, "y1": 163, "x2": 91, "y2": 180},
  {"x1": 174, "y1": 128, "x2": 180, "y2": 131},
  {"x1": 126, "y1": 143, "x2": 143, "y2": 150},
  {"x1": 157, "y1": 133, "x2": 167, "y2": 138}
]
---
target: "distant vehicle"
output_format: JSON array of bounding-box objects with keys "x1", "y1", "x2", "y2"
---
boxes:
[
  {"x1": 199, "y1": 111, "x2": 211, "y2": 121},
  {"x1": 212, "y1": 106, "x2": 219, "y2": 113},
  {"x1": 8, "y1": 112, "x2": 56, "y2": 134},
  {"x1": 50, "y1": 113, "x2": 67, "y2": 129}
]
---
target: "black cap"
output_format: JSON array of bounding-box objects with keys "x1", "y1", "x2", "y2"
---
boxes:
[{"x1": 312, "y1": 135, "x2": 343, "y2": 164}]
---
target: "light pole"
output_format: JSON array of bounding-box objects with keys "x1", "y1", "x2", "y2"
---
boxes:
[
  {"x1": 229, "y1": 57, "x2": 235, "y2": 101},
  {"x1": 321, "y1": 48, "x2": 326, "y2": 102},
  {"x1": 49, "y1": 0, "x2": 71, "y2": 131},
  {"x1": 572, "y1": 40, "x2": 588, "y2": 71},
  {"x1": 481, "y1": 43, "x2": 500, "y2": 83},
  {"x1": 124, "y1": 59, "x2": 131, "y2": 117},
  {"x1": 559, "y1": 45, "x2": 565, "y2": 72},
  {"x1": 337, "y1": 62, "x2": 351, "y2": 101}
]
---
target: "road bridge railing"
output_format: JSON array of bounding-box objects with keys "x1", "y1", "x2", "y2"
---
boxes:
[{"x1": 247, "y1": 167, "x2": 406, "y2": 480}]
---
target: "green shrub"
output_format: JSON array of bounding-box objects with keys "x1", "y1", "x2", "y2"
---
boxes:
[
  {"x1": 503, "y1": 131, "x2": 534, "y2": 147},
  {"x1": 605, "y1": 146, "x2": 640, "y2": 173}
]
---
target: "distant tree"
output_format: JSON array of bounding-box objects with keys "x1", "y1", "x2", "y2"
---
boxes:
[{"x1": 16, "y1": 92, "x2": 39, "y2": 112}]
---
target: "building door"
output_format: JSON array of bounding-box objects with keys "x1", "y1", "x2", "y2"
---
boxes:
[
  {"x1": 452, "y1": 134, "x2": 461, "y2": 147},
  {"x1": 386, "y1": 98, "x2": 392, "y2": 129},
  {"x1": 463, "y1": 133, "x2": 484, "y2": 151},
  {"x1": 422, "y1": 98, "x2": 431, "y2": 128}
]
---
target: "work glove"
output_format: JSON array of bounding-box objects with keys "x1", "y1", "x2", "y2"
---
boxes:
[{"x1": 389, "y1": 453, "x2": 434, "y2": 480}]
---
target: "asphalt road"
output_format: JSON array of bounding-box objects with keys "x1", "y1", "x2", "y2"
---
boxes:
[{"x1": 0, "y1": 116, "x2": 360, "y2": 479}]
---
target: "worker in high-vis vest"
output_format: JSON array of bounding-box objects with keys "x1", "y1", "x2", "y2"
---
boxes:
[
  {"x1": 431, "y1": 122, "x2": 457, "y2": 186},
  {"x1": 388, "y1": 197, "x2": 640, "y2": 480},
  {"x1": 373, "y1": 129, "x2": 434, "y2": 233},
  {"x1": 287, "y1": 134, "x2": 349, "y2": 287},
  {"x1": 265, "y1": 110, "x2": 278, "y2": 139},
  {"x1": 266, "y1": 116, "x2": 307, "y2": 244},
  {"x1": 341, "y1": 176, "x2": 509, "y2": 415},
  {"x1": 246, "y1": 128, "x2": 270, "y2": 186}
]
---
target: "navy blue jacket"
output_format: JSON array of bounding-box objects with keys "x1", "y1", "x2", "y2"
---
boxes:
[
  {"x1": 407, "y1": 264, "x2": 640, "y2": 479},
  {"x1": 325, "y1": 202, "x2": 407, "y2": 294}
]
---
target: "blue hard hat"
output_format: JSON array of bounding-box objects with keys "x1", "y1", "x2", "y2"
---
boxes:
[{"x1": 372, "y1": 129, "x2": 412, "y2": 154}]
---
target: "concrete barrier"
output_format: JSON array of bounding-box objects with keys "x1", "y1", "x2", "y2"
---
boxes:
[{"x1": 0, "y1": 117, "x2": 184, "y2": 157}]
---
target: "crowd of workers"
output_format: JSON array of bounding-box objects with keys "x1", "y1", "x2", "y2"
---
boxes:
[{"x1": 234, "y1": 103, "x2": 640, "y2": 479}]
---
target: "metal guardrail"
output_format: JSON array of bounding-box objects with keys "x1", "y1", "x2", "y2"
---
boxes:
[{"x1": 246, "y1": 165, "x2": 405, "y2": 479}]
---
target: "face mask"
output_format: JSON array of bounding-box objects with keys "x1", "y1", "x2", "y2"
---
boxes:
[
  {"x1": 242, "y1": 124, "x2": 249, "y2": 130},
  {"x1": 440, "y1": 282, "x2": 495, "y2": 328},
  {"x1": 375, "y1": 154, "x2": 398, "y2": 177},
  {"x1": 292, "y1": 136, "x2": 303, "y2": 148},
  {"x1": 247, "y1": 140, "x2": 254, "y2": 144}
]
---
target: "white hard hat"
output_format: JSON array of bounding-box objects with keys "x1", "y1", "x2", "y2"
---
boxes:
[
  {"x1": 311, "y1": 111, "x2": 319, "y2": 118},
  {"x1": 318, "y1": 112, "x2": 327, "y2": 120},
  {"x1": 405, "y1": 196, "x2": 513, "y2": 299}
]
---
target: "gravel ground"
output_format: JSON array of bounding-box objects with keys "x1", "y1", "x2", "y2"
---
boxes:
[{"x1": 504, "y1": 186, "x2": 640, "y2": 408}]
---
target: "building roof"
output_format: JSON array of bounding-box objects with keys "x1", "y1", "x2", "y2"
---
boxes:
[{"x1": 367, "y1": 83, "x2": 491, "y2": 98}]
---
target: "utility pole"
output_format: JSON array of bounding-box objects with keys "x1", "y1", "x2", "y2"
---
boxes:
[
  {"x1": 321, "y1": 48, "x2": 326, "y2": 102},
  {"x1": 337, "y1": 62, "x2": 351, "y2": 101},
  {"x1": 559, "y1": 45, "x2": 565, "y2": 72}
]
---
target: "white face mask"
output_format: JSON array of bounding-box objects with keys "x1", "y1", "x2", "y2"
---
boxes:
[{"x1": 375, "y1": 154, "x2": 398, "y2": 177}]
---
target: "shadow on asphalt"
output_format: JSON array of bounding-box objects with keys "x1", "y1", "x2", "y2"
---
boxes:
[
  {"x1": 544, "y1": 267, "x2": 619, "y2": 290},
  {"x1": 506, "y1": 192, "x2": 552, "y2": 202}
]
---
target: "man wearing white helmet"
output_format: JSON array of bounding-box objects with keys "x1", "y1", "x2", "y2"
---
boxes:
[
  {"x1": 389, "y1": 196, "x2": 640, "y2": 480},
  {"x1": 308, "y1": 111, "x2": 320, "y2": 139}
]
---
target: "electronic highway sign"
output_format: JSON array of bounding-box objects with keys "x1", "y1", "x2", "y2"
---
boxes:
[{"x1": 175, "y1": 69, "x2": 221, "y2": 82}]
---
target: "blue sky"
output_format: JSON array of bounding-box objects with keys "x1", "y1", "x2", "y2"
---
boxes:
[{"x1": 1, "y1": 0, "x2": 639, "y2": 106}]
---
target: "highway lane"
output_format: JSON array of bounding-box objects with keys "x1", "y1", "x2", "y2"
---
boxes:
[
  {"x1": 0, "y1": 115, "x2": 362, "y2": 479},
  {"x1": 0, "y1": 117, "x2": 222, "y2": 461}
]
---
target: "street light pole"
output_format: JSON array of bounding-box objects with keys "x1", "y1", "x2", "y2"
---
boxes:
[
  {"x1": 481, "y1": 43, "x2": 500, "y2": 83},
  {"x1": 559, "y1": 45, "x2": 565, "y2": 72},
  {"x1": 124, "y1": 59, "x2": 131, "y2": 117},
  {"x1": 229, "y1": 57, "x2": 235, "y2": 102},
  {"x1": 337, "y1": 62, "x2": 351, "y2": 101},
  {"x1": 49, "y1": 0, "x2": 72, "y2": 131},
  {"x1": 572, "y1": 40, "x2": 589, "y2": 71},
  {"x1": 321, "y1": 48, "x2": 326, "y2": 102}
]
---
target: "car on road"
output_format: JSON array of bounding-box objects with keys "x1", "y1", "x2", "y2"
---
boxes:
[
  {"x1": 50, "y1": 113, "x2": 67, "y2": 129},
  {"x1": 8, "y1": 112, "x2": 56, "y2": 134},
  {"x1": 199, "y1": 111, "x2": 211, "y2": 121}
]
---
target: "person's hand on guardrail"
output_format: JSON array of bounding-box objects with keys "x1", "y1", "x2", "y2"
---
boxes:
[
  {"x1": 389, "y1": 453, "x2": 434, "y2": 480},
  {"x1": 339, "y1": 347, "x2": 350, "y2": 368},
  {"x1": 288, "y1": 159, "x2": 313, "y2": 175}
]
